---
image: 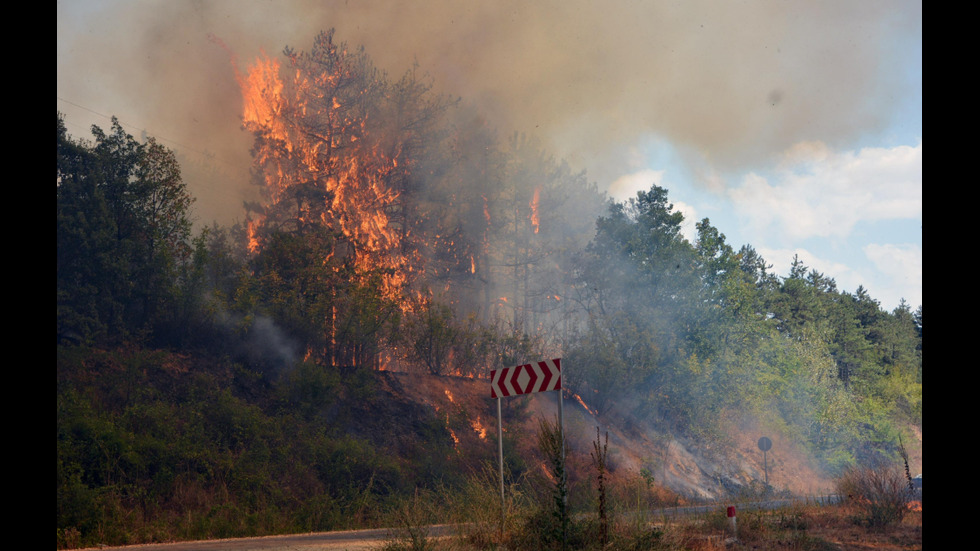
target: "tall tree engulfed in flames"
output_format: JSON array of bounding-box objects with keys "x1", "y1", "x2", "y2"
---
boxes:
[
  {"x1": 237, "y1": 30, "x2": 467, "y2": 367},
  {"x1": 235, "y1": 29, "x2": 606, "y2": 370},
  {"x1": 240, "y1": 30, "x2": 454, "y2": 303}
]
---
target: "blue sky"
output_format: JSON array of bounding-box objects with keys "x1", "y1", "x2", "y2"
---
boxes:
[
  {"x1": 607, "y1": 135, "x2": 922, "y2": 313},
  {"x1": 58, "y1": 0, "x2": 921, "y2": 312}
]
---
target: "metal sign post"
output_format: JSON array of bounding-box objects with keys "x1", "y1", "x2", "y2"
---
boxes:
[
  {"x1": 558, "y1": 384, "x2": 565, "y2": 504},
  {"x1": 491, "y1": 358, "x2": 562, "y2": 543},
  {"x1": 558, "y1": 383, "x2": 566, "y2": 548},
  {"x1": 758, "y1": 436, "x2": 772, "y2": 486}
]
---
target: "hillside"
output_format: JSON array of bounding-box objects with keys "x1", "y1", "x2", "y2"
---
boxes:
[
  {"x1": 58, "y1": 69, "x2": 921, "y2": 548},
  {"x1": 58, "y1": 338, "x2": 924, "y2": 550},
  {"x1": 383, "y1": 370, "x2": 844, "y2": 501}
]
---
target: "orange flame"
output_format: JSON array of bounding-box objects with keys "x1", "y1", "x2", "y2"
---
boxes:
[
  {"x1": 238, "y1": 47, "x2": 416, "y2": 309},
  {"x1": 572, "y1": 393, "x2": 598, "y2": 416},
  {"x1": 472, "y1": 416, "x2": 488, "y2": 440},
  {"x1": 530, "y1": 186, "x2": 541, "y2": 234},
  {"x1": 443, "y1": 411, "x2": 460, "y2": 453},
  {"x1": 240, "y1": 55, "x2": 286, "y2": 140},
  {"x1": 449, "y1": 426, "x2": 460, "y2": 451},
  {"x1": 246, "y1": 218, "x2": 261, "y2": 253}
]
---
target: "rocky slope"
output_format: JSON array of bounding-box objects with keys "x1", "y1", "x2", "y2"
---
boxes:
[{"x1": 379, "y1": 371, "x2": 847, "y2": 501}]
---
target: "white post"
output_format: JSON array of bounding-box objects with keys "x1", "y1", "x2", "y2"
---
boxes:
[
  {"x1": 497, "y1": 396, "x2": 504, "y2": 541},
  {"x1": 558, "y1": 386, "x2": 565, "y2": 486},
  {"x1": 558, "y1": 381, "x2": 566, "y2": 546}
]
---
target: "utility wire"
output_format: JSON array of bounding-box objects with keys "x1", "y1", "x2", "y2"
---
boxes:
[
  {"x1": 57, "y1": 96, "x2": 250, "y2": 177},
  {"x1": 57, "y1": 96, "x2": 258, "y2": 226}
]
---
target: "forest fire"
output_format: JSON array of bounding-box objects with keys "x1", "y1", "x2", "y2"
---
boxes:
[
  {"x1": 471, "y1": 416, "x2": 488, "y2": 440},
  {"x1": 447, "y1": 418, "x2": 460, "y2": 453},
  {"x1": 530, "y1": 186, "x2": 541, "y2": 234},
  {"x1": 246, "y1": 218, "x2": 261, "y2": 253},
  {"x1": 571, "y1": 392, "x2": 598, "y2": 416},
  {"x1": 237, "y1": 45, "x2": 414, "y2": 308},
  {"x1": 222, "y1": 29, "x2": 608, "y2": 371},
  {"x1": 238, "y1": 55, "x2": 286, "y2": 143}
]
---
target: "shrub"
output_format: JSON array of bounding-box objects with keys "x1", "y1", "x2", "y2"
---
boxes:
[
  {"x1": 381, "y1": 489, "x2": 439, "y2": 551},
  {"x1": 535, "y1": 416, "x2": 569, "y2": 548},
  {"x1": 441, "y1": 462, "x2": 534, "y2": 549},
  {"x1": 835, "y1": 462, "x2": 913, "y2": 528}
]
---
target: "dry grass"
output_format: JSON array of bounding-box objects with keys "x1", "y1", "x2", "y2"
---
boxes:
[
  {"x1": 599, "y1": 501, "x2": 922, "y2": 551},
  {"x1": 737, "y1": 502, "x2": 923, "y2": 551},
  {"x1": 408, "y1": 500, "x2": 923, "y2": 551},
  {"x1": 376, "y1": 459, "x2": 922, "y2": 551}
]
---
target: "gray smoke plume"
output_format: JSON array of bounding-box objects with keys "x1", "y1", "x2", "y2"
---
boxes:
[
  {"x1": 57, "y1": 0, "x2": 920, "y2": 226},
  {"x1": 216, "y1": 310, "x2": 300, "y2": 375}
]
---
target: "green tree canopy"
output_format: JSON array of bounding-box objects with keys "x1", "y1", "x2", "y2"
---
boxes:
[{"x1": 57, "y1": 113, "x2": 193, "y2": 345}]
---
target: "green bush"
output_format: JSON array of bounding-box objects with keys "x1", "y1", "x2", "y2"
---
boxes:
[
  {"x1": 835, "y1": 462, "x2": 913, "y2": 528},
  {"x1": 380, "y1": 489, "x2": 440, "y2": 551}
]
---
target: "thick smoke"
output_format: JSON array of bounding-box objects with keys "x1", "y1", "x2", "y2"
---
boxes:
[
  {"x1": 216, "y1": 311, "x2": 301, "y2": 376},
  {"x1": 57, "y1": 0, "x2": 919, "y2": 227}
]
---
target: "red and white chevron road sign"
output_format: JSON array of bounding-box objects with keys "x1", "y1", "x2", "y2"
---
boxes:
[{"x1": 490, "y1": 358, "x2": 561, "y2": 398}]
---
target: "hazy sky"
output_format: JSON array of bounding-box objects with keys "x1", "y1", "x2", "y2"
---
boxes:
[{"x1": 57, "y1": 0, "x2": 922, "y2": 311}]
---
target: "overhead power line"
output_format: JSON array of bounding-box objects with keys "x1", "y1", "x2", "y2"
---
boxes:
[{"x1": 57, "y1": 96, "x2": 250, "y2": 177}]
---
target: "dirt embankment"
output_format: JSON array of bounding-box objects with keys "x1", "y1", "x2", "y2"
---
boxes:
[{"x1": 384, "y1": 371, "x2": 852, "y2": 500}]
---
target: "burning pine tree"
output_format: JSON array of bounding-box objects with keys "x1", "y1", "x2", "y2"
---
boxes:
[
  {"x1": 240, "y1": 30, "x2": 440, "y2": 300},
  {"x1": 233, "y1": 29, "x2": 605, "y2": 372},
  {"x1": 237, "y1": 30, "x2": 463, "y2": 367}
]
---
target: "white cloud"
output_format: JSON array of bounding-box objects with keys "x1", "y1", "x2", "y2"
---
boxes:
[
  {"x1": 606, "y1": 168, "x2": 698, "y2": 242},
  {"x1": 607, "y1": 169, "x2": 664, "y2": 203},
  {"x1": 864, "y1": 243, "x2": 922, "y2": 309},
  {"x1": 779, "y1": 140, "x2": 832, "y2": 166},
  {"x1": 758, "y1": 247, "x2": 857, "y2": 286},
  {"x1": 671, "y1": 200, "x2": 699, "y2": 244},
  {"x1": 757, "y1": 243, "x2": 921, "y2": 311},
  {"x1": 728, "y1": 141, "x2": 922, "y2": 244}
]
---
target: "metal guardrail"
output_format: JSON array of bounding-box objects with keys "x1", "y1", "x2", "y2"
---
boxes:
[{"x1": 613, "y1": 494, "x2": 846, "y2": 523}]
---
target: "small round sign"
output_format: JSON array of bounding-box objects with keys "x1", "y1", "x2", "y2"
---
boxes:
[{"x1": 758, "y1": 437, "x2": 772, "y2": 452}]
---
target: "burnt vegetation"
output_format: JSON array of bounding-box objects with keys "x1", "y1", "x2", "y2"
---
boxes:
[{"x1": 58, "y1": 29, "x2": 921, "y2": 549}]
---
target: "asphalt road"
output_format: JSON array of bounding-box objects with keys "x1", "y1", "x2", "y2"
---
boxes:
[
  {"x1": 74, "y1": 496, "x2": 847, "y2": 551},
  {"x1": 73, "y1": 525, "x2": 454, "y2": 551}
]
